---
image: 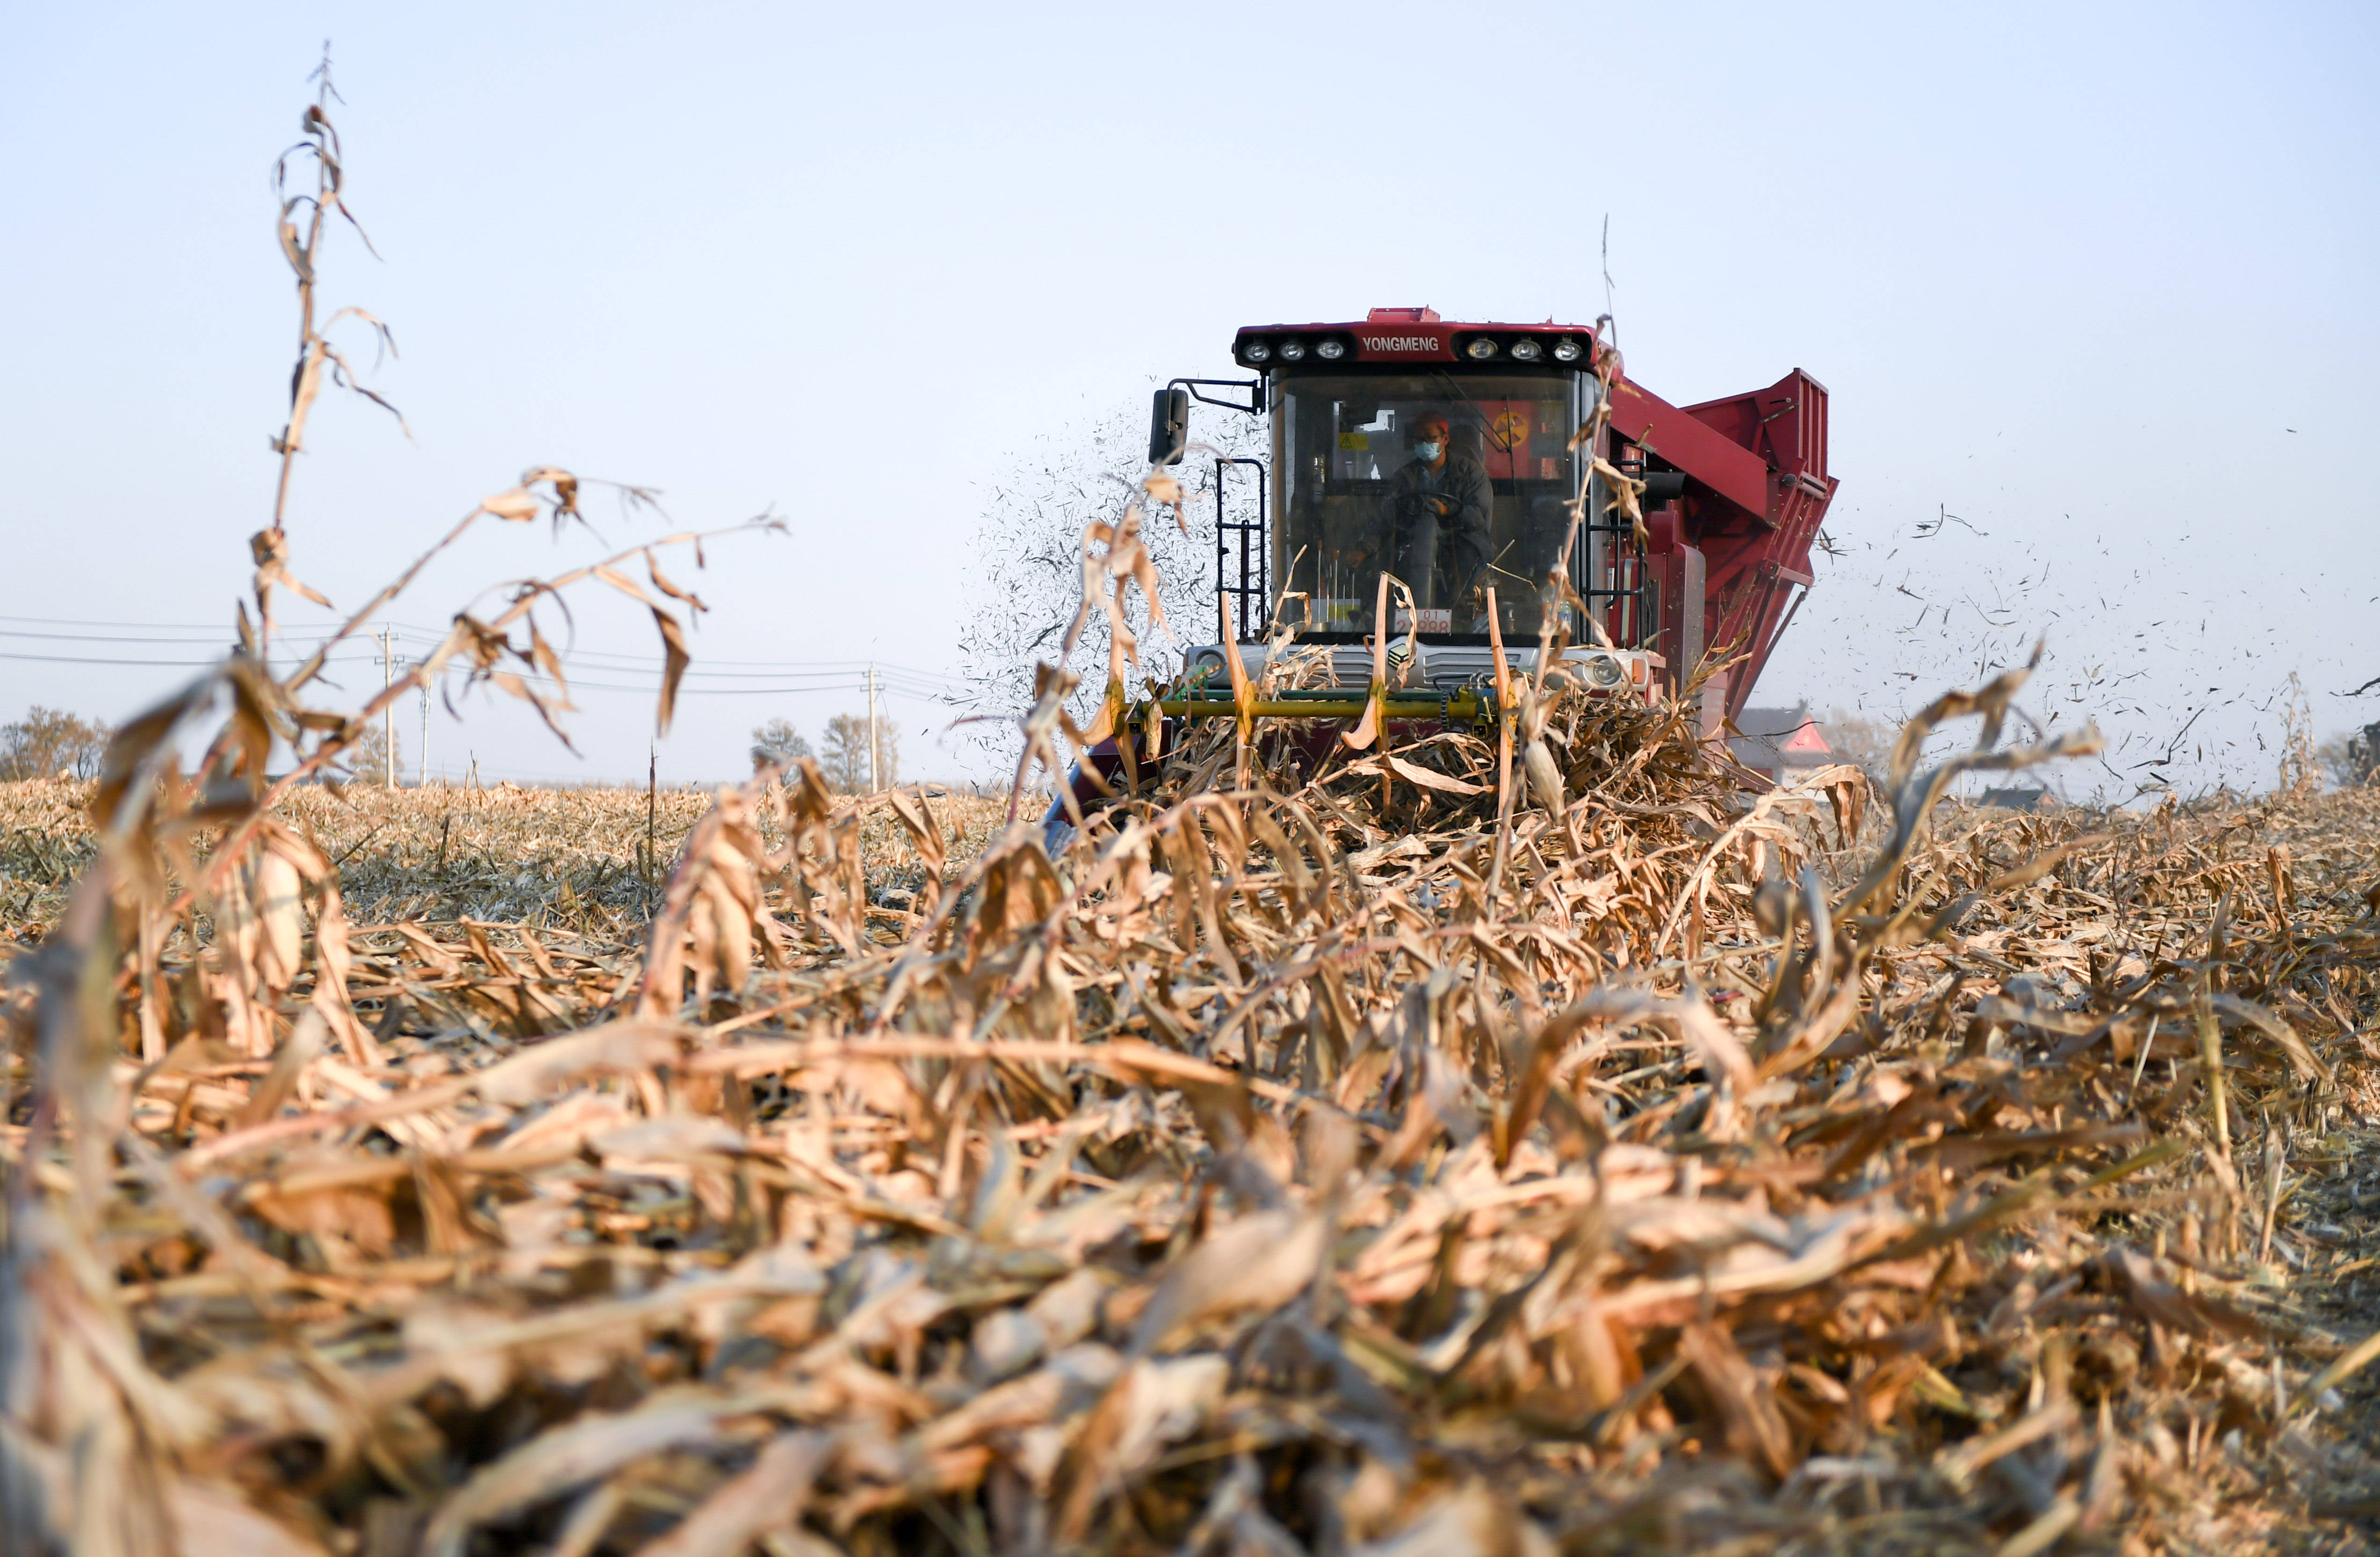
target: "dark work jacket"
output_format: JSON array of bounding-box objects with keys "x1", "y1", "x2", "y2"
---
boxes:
[{"x1": 1381, "y1": 453, "x2": 1493, "y2": 539}]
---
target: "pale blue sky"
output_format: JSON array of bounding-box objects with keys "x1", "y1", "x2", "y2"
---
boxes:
[{"x1": 2, "y1": 2, "x2": 2374, "y2": 791}]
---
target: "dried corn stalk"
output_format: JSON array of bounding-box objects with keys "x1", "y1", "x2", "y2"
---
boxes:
[{"x1": 7, "y1": 73, "x2": 2380, "y2": 1557}]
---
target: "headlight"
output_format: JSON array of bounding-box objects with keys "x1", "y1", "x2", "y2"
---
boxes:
[
  {"x1": 1465, "y1": 338, "x2": 1498, "y2": 360},
  {"x1": 1316, "y1": 339, "x2": 1345, "y2": 360},
  {"x1": 1243, "y1": 341, "x2": 1271, "y2": 364},
  {"x1": 1278, "y1": 340, "x2": 1306, "y2": 361},
  {"x1": 1509, "y1": 338, "x2": 1543, "y2": 362},
  {"x1": 1583, "y1": 653, "x2": 1625, "y2": 688},
  {"x1": 1552, "y1": 337, "x2": 1583, "y2": 362}
]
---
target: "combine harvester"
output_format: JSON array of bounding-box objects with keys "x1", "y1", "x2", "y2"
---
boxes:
[{"x1": 1049, "y1": 306, "x2": 1836, "y2": 837}]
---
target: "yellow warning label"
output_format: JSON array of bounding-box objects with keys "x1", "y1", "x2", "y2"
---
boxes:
[
  {"x1": 1489, "y1": 410, "x2": 1530, "y2": 451},
  {"x1": 1338, "y1": 433, "x2": 1369, "y2": 451}
]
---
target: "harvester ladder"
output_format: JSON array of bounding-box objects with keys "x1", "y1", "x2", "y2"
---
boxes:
[
  {"x1": 1214, "y1": 456, "x2": 1268, "y2": 641},
  {"x1": 1582, "y1": 464, "x2": 1652, "y2": 650}
]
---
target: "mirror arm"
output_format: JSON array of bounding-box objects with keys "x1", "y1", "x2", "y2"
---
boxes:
[{"x1": 1169, "y1": 377, "x2": 1263, "y2": 416}]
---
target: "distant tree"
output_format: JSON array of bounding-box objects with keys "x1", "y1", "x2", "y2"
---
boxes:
[
  {"x1": 820, "y1": 712, "x2": 898, "y2": 794},
  {"x1": 348, "y1": 725, "x2": 403, "y2": 786},
  {"x1": 0, "y1": 706, "x2": 110, "y2": 780},
  {"x1": 820, "y1": 714, "x2": 868, "y2": 793},
  {"x1": 750, "y1": 717, "x2": 813, "y2": 772}
]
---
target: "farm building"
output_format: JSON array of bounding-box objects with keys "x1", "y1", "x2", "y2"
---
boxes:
[{"x1": 1729, "y1": 702, "x2": 1831, "y2": 783}]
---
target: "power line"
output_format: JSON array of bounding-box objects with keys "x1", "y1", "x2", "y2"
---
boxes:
[
  {"x1": 0, "y1": 613, "x2": 254, "y2": 632},
  {"x1": 0, "y1": 649, "x2": 399, "y2": 670},
  {"x1": 0, "y1": 617, "x2": 971, "y2": 700},
  {"x1": 0, "y1": 612, "x2": 968, "y2": 680},
  {"x1": 0, "y1": 651, "x2": 228, "y2": 668},
  {"x1": 482, "y1": 670, "x2": 963, "y2": 699},
  {"x1": 0, "y1": 652, "x2": 963, "y2": 703},
  {"x1": 0, "y1": 628, "x2": 241, "y2": 646},
  {"x1": 547, "y1": 679, "x2": 960, "y2": 699}
]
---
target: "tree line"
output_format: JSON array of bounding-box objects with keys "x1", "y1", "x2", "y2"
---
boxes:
[
  {"x1": 0, "y1": 706, "x2": 912, "y2": 790},
  {"x1": 751, "y1": 713, "x2": 898, "y2": 793},
  {"x1": 0, "y1": 707, "x2": 109, "y2": 780}
]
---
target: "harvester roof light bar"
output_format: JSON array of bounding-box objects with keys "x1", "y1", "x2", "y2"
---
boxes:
[{"x1": 1237, "y1": 324, "x2": 1594, "y2": 369}]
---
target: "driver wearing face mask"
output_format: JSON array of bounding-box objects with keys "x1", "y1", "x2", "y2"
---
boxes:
[{"x1": 1381, "y1": 412, "x2": 1493, "y2": 613}]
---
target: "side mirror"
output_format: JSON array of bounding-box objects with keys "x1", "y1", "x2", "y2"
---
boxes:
[{"x1": 1148, "y1": 386, "x2": 1190, "y2": 466}]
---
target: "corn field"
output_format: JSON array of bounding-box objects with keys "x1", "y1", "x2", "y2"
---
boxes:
[
  {"x1": 5, "y1": 66, "x2": 2380, "y2": 1557},
  {"x1": 7, "y1": 648, "x2": 2380, "y2": 1556}
]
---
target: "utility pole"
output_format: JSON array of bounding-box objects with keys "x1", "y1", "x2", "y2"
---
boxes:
[
  {"x1": 381, "y1": 628, "x2": 394, "y2": 791},
  {"x1": 866, "y1": 665, "x2": 879, "y2": 793}
]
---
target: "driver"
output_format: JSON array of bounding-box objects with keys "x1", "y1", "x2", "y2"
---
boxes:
[{"x1": 1382, "y1": 411, "x2": 1493, "y2": 612}]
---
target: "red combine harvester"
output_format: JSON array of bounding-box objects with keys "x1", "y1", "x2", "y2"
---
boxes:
[
  {"x1": 1044, "y1": 307, "x2": 1835, "y2": 844},
  {"x1": 1161, "y1": 306, "x2": 1833, "y2": 716}
]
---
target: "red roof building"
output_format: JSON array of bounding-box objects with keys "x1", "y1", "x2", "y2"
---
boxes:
[{"x1": 1729, "y1": 703, "x2": 1830, "y2": 782}]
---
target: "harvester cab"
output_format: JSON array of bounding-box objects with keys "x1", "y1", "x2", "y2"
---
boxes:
[{"x1": 1045, "y1": 307, "x2": 1836, "y2": 848}]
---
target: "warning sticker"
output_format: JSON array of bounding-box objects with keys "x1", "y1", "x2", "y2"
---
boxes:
[
  {"x1": 1337, "y1": 432, "x2": 1370, "y2": 451},
  {"x1": 1489, "y1": 410, "x2": 1531, "y2": 451}
]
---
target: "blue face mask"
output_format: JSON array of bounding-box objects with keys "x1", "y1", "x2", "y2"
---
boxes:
[{"x1": 1414, "y1": 440, "x2": 1443, "y2": 462}]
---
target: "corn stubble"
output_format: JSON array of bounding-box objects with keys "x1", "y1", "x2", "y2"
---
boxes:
[
  {"x1": 9, "y1": 590, "x2": 2380, "y2": 1557},
  {"x1": 10, "y1": 82, "x2": 2380, "y2": 1557}
]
